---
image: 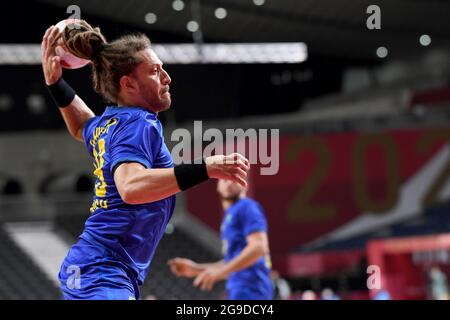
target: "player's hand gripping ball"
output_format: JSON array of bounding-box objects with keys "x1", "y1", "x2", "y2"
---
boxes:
[{"x1": 54, "y1": 19, "x2": 90, "y2": 69}]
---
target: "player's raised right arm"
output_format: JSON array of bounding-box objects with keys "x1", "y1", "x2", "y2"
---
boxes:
[
  {"x1": 56, "y1": 95, "x2": 95, "y2": 142},
  {"x1": 41, "y1": 26, "x2": 95, "y2": 143}
]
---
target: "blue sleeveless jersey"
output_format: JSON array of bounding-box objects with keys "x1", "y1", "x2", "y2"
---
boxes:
[{"x1": 59, "y1": 106, "x2": 175, "y2": 299}]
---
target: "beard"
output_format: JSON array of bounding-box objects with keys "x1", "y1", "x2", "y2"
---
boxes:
[
  {"x1": 154, "y1": 93, "x2": 172, "y2": 112},
  {"x1": 220, "y1": 194, "x2": 241, "y2": 203},
  {"x1": 144, "y1": 97, "x2": 171, "y2": 113},
  {"x1": 160, "y1": 98, "x2": 171, "y2": 111},
  {"x1": 139, "y1": 83, "x2": 171, "y2": 112}
]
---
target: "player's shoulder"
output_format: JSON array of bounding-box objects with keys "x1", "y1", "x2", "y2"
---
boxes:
[
  {"x1": 235, "y1": 198, "x2": 267, "y2": 225},
  {"x1": 238, "y1": 197, "x2": 264, "y2": 212},
  {"x1": 83, "y1": 115, "x2": 99, "y2": 132},
  {"x1": 82, "y1": 115, "x2": 100, "y2": 145},
  {"x1": 105, "y1": 106, "x2": 161, "y2": 134},
  {"x1": 105, "y1": 106, "x2": 156, "y2": 123}
]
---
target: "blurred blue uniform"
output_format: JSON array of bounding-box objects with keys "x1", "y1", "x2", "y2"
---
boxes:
[
  {"x1": 220, "y1": 198, "x2": 273, "y2": 300},
  {"x1": 58, "y1": 106, "x2": 175, "y2": 300}
]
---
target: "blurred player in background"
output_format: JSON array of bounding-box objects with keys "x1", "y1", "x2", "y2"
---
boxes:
[
  {"x1": 169, "y1": 179, "x2": 273, "y2": 300},
  {"x1": 41, "y1": 20, "x2": 250, "y2": 300}
]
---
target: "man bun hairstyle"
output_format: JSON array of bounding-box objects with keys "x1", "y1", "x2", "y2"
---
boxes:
[
  {"x1": 62, "y1": 20, "x2": 107, "y2": 61},
  {"x1": 62, "y1": 19, "x2": 152, "y2": 104}
]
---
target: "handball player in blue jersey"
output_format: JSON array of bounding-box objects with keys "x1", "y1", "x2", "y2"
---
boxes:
[
  {"x1": 41, "y1": 20, "x2": 250, "y2": 300},
  {"x1": 169, "y1": 179, "x2": 273, "y2": 300}
]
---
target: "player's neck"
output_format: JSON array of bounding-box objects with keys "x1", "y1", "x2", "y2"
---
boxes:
[
  {"x1": 117, "y1": 98, "x2": 158, "y2": 114},
  {"x1": 221, "y1": 193, "x2": 245, "y2": 210}
]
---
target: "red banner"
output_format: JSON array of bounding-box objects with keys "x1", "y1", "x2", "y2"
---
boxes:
[{"x1": 186, "y1": 127, "x2": 450, "y2": 254}]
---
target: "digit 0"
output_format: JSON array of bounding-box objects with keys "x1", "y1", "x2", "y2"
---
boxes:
[{"x1": 352, "y1": 133, "x2": 400, "y2": 213}]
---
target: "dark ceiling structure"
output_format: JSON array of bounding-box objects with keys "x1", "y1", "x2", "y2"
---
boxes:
[
  {"x1": 1, "y1": 0, "x2": 449, "y2": 131},
  {"x1": 36, "y1": 0, "x2": 450, "y2": 61}
]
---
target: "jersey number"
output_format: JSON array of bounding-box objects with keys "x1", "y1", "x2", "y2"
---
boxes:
[{"x1": 93, "y1": 138, "x2": 107, "y2": 197}]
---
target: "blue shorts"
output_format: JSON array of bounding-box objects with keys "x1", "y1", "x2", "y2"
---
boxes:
[
  {"x1": 59, "y1": 239, "x2": 139, "y2": 300},
  {"x1": 228, "y1": 286, "x2": 273, "y2": 300}
]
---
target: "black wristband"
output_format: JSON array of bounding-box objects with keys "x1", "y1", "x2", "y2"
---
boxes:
[
  {"x1": 46, "y1": 77, "x2": 76, "y2": 108},
  {"x1": 174, "y1": 160, "x2": 210, "y2": 191}
]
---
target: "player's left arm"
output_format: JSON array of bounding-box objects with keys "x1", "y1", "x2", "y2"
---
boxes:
[
  {"x1": 193, "y1": 231, "x2": 269, "y2": 291},
  {"x1": 42, "y1": 25, "x2": 95, "y2": 142},
  {"x1": 221, "y1": 231, "x2": 269, "y2": 275}
]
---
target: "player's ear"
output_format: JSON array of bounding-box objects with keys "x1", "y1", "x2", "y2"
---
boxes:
[{"x1": 119, "y1": 75, "x2": 138, "y2": 94}]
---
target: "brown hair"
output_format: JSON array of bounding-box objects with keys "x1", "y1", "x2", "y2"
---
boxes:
[{"x1": 62, "y1": 20, "x2": 151, "y2": 103}]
